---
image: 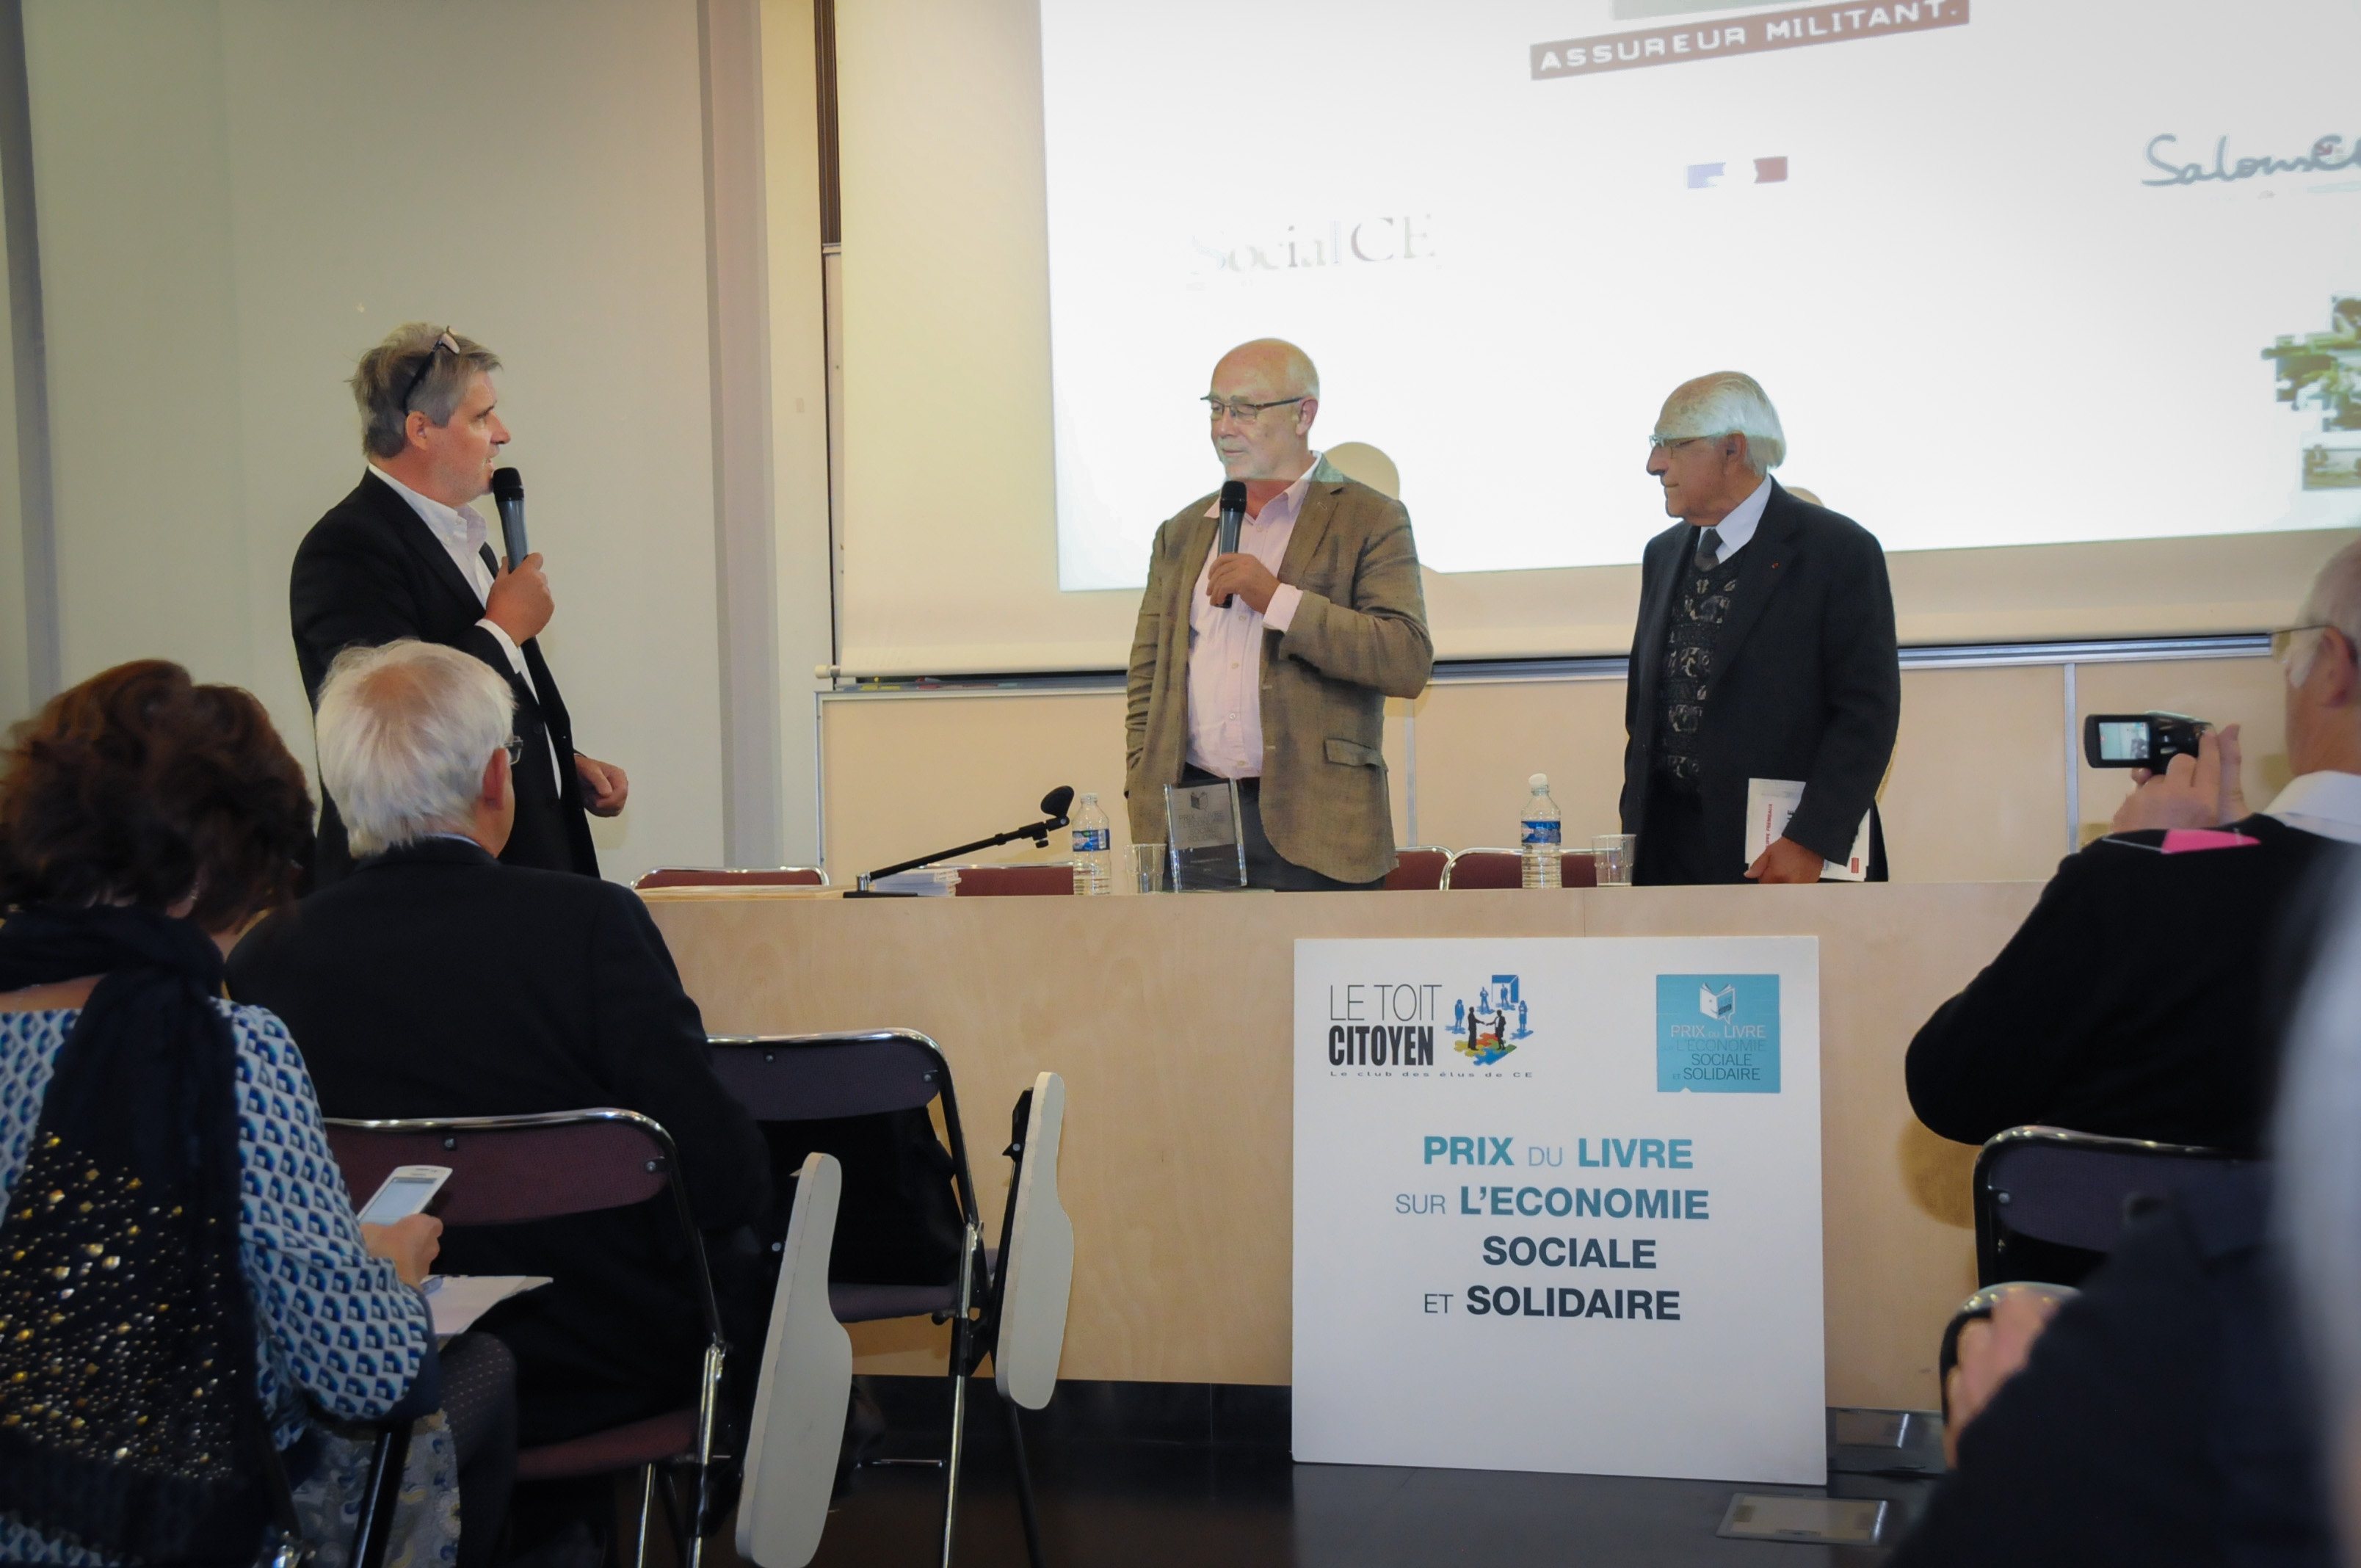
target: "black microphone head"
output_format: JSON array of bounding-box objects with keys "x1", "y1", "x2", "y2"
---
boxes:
[
  {"x1": 1219, "y1": 479, "x2": 1247, "y2": 516},
  {"x1": 1040, "y1": 785, "x2": 1076, "y2": 819},
  {"x1": 490, "y1": 467, "x2": 524, "y2": 502}
]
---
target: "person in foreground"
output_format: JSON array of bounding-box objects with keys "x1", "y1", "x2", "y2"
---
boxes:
[
  {"x1": 1620, "y1": 372, "x2": 1900, "y2": 885},
  {"x1": 1907, "y1": 540, "x2": 2361, "y2": 1156},
  {"x1": 1888, "y1": 867, "x2": 2361, "y2": 1567},
  {"x1": 2278, "y1": 863, "x2": 2361, "y2": 1562},
  {"x1": 290, "y1": 322, "x2": 626, "y2": 885},
  {"x1": 0, "y1": 659, "x2": 515, "y2": 1568},
  {"x1": 1125, "y1": 338, "x2": 1432, "y2": 890},
  {"x1": 226, "y1": 639, "x2": 770, "y2": 1457}
]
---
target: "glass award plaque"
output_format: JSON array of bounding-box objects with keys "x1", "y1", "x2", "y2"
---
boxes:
[{"x1": 1162, "y1": 779, "x2": 1248, "y2": 891}]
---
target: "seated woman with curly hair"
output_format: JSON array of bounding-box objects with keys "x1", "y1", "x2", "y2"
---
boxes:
[{"x1": 0, "y1": 660, "x2": 512, "y2": 1568}]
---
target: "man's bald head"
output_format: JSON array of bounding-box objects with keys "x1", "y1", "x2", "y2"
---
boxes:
[
  {"x1": 1208, "y1": 339, "x2": 1321, "y2": 482},
  {"x1": 1213, "y1": 338, "x2": 1320, "y2": 401}
]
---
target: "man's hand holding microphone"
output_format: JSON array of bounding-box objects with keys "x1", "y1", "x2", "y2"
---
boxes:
[{"x1": 482, "y1": 473, "x2": 628, "y2": 817}]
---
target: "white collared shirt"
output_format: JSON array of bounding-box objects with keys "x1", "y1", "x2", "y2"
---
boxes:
[
  {"x1": 1184, "y1": 454, "x2": 1318, "y2": 779},
  {"x1": 2264, "y1": 772, "x2": 2361, "y2": 845},
  {"x1": 1695, "y1": 475, "x2": 1774, "y2": 561},
  {"x1": 368, "y1": 465, "x2": 560, "y2": 788}
]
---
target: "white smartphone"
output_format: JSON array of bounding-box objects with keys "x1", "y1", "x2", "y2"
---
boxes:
[{"x1": 357, "y1": 1165, "x2": 452, "y2": 1226}]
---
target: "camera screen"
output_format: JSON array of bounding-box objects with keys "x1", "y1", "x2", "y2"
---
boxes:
[{"x1": 2097, "y1": 721, "x2": 2150, "y2": 762}]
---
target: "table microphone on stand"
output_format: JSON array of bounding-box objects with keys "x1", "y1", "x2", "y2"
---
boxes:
[{"x1": 854, "y1": 786, "x2": 1077, "y2": 895}]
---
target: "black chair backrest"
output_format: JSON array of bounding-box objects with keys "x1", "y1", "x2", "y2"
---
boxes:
[
  {"x1": 1973, "y1": 1125, "x2": 2246, "y2": 1285},
  {"x1": 708, "y1": 1032, "x2": 946, "y2": 1119},
  {"x1": 708, "y1": 1031, "x2": 980, "y2": 1228},
  {"x1": 326, "y1": 1108, "x2": 724, "y2": 1341},
  {"x1": 327, "y1": 1111, "x2": 675, "y2": 1227}
]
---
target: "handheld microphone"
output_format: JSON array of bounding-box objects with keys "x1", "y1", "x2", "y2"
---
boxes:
[
  {"x1": 490, "y1": 467, "x2": 528, "y2": 570},
  {"x1": 1216, "y1": 479, "x2": 1247, "y2": 607}
]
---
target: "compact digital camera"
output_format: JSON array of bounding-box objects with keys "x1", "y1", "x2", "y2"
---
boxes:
[{"x1": 2082, "y1": 711, "x2": 2211, "y2": 771}]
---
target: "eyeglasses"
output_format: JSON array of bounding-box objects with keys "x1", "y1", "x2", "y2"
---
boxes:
[
  {"x1": 1203, "y1": 395, "x2": 1307, "y2": 423},
  {"x1": 503, "y1": 733, "x2": 524, "y2": 766},
  {"x1": 398, "y1": 328, "x2": 463, "y2": 413},
  {"x1": 2272, "y1": 623, "x2": 2338, "y2": 663},
  {"x1": 1647, "y1": 434, "x2": 1713, "y2": 451}
]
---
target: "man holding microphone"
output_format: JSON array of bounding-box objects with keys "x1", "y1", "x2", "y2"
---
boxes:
[
  {"x1": 1125, "y1": 338, "x2": 1432, "y2": 889},
  {"x1": 289, "y1": 323, "x2": 626, "y2": 883}
]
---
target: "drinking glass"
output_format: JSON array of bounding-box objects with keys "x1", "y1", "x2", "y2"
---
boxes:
[
  {"x1": 1131, "y1": 841, "x2": 1168, "y2": 894},
  {"x1": 1594, "y1": 834, "x2": 1637, "y2": 887}
]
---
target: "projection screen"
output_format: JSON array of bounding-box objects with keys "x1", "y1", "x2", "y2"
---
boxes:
[{"x1": 1040, "y1": 0, "x2": 2361, "y2": 592}]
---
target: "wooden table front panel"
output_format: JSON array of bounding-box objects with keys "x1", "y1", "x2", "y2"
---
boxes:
[{"x1": 645, "y1": 882, "x2": 2039, "y2": 1409}]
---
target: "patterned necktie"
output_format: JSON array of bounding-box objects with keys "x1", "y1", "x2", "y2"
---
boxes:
[{"x1": 1694, "y1": 526, "x2": 1723, "y2": 572}]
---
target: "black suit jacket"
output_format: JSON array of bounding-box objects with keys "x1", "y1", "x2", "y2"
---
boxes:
[
  {"x1": 290, "y1": 472, "x2": 598, "y2": 885},
  {"x1": 225, "y1": 838, "x2": 770, "y2": 1445},
  {"x1": 1620, "y1": 480, "x2": 1901, "y2": 881},
  {"x1": 1890, "y1": 1171, "x2": 2332, "y2": 1567},
  {"x1": 1907, "y1": 816, "x2": 2346, "y2": 1155}
]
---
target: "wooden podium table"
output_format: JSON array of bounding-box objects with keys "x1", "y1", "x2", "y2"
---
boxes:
[{"x1": 642, "y1": 882, "x2": 2042, "y2": 1409}]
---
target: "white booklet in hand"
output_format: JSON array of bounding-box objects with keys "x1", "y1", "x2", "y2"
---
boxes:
[
  {"x1": 1744, "y1": 778, "x2": 1873, "y2": 882},
  {"x1": 423, "y1": 1274, "x2": 551, "y2": 1337}
]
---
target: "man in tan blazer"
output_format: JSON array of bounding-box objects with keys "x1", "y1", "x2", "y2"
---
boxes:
[{"x1": 1125, "y1": 339, "x2": 1432, "y2": 889}]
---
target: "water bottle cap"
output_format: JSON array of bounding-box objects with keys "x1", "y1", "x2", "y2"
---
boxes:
[
  {"x1": 1528, "y1": 772, "x2": 1549, "y2": 792},
  {"x1": 1080, "y1": 791, "x2": 1097, "y2": 803}
]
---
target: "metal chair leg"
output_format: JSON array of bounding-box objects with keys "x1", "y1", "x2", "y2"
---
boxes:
[
  {"x1": 351, "y1": 1423, "x2": 413, "y2": 1568},
  {"x1": 631, "y1": 1464, "x2": 656, "y2": 1568},
  {"x1": 1003, "y1": 1397, "x2": 1045, "y2": 1568},
  {"x1": 940, "y1": 1223, "x2": 981, "y2": 1568}
]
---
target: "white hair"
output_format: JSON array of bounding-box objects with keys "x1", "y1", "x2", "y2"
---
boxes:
[
  {"x1": 1658, "y1": 371, "x2": 1786, "y2": 476},
  {"x1": 2291, "y1": 539, "x2": 2361, "y2": 686},
  {"x1": 316, "y1": 640, "x2": 514, "y2": 856}
]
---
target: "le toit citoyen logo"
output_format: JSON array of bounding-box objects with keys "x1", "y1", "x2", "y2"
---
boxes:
[
  {"x1": 1451, "y1": 974, "x2": 1534, "y2": 1066},
  {"x1": 1324, "y1": 973, "x2": 1536, "y2": 1072}
]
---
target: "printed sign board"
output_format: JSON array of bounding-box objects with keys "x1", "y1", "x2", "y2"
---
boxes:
[{"x1": 1293, "y1": 937, "x2": 1824, "y2": 1483}]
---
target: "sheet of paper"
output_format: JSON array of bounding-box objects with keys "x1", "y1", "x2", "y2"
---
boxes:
[
  {"x1": 424, "y1": 1274, "x2": 551, "y2": 1337},
  {"x1": 1744, "y1": 780, "x2": 1872, "y2": 882}
]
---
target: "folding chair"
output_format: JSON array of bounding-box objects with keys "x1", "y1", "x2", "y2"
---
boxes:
[
  {"x1": 706, "y1": 1031, "x2": 1045, "y2": 1568},
  {"x1": 1383, "y1": 847, "x2": 1449, "y2": 890},
  {"x1": 949, "y1": 863, "x2": 1078, "y2": 896},
  {"x1": 986, "y1": 1072, "x2": 1074, "y2": 1415},
  {"x1": 1973, "y1": 1125, "x2": 2246, "y2": 1287},
  {"x1": 325, "y1": 1110, "x2": 731, "y2": 1568},
  {"x1": 736, "y1": 1153, "x2": 852, "y2": 1568},
  {"x1": 631, "y1": 867, "x2": 830, "y2": 890}
]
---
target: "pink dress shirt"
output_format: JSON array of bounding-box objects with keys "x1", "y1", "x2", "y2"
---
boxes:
[{"x1": 1184, "y1": 455, "x2": 1317, "y2": 779}]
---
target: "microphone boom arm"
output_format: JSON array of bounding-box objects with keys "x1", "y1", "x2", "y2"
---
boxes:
[{"x1": 861, "y1": 813, "x2": 1072, "y2": 887}]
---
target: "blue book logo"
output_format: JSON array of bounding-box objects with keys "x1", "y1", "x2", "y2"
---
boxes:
[{"x1": 1655, "y1": 974, "x2": 1779, "y2": 1093}]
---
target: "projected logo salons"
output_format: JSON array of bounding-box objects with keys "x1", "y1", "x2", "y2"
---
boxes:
[
  {"x1": 1531, "y1": 0, "x2": 1965, "y2": 80},
  {"x1": 2142, "y1": 134, "x2": 2360, "y2": 189}
]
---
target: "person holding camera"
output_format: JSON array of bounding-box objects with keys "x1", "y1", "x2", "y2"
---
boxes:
[{"x1": 1905, "y1": 542, "x2": 2361, "y2": 1164}]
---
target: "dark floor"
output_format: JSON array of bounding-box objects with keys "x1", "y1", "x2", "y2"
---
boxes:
[{"x1": 700, "y1": 1379, "x2": 1946, "y2": 1568}]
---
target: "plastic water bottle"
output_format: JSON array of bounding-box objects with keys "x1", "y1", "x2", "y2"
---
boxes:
[
  {"x1": 1521, "y1": 773, "x2": 1563, "y2": 889},
  {"x1": 1071, "y1": 792, "x2": 1112, "y2": 895}
]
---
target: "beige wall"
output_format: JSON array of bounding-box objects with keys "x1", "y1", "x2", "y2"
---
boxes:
[
  {"x1": 820, "y1": 653, "x2": 2290, "y2": 882},
  {"x1": 10, "y1": 0, "x2": 728, "y2": 885}
]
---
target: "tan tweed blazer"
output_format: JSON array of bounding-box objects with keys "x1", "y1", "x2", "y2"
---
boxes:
[{"x1": 1123, "y1": 459, "x2": 1432, "y2": 884}]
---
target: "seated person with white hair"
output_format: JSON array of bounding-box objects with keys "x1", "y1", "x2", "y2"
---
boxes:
[
  {"x1": 1620, "y1": 371, "x2": 1901, "y2": 885},
  {"x1": 1908, "y1": 539, "x2": 2361, "y2": 1168},
  {"x1": 226, "y1": 640, "x2": 770, "y2": 1458}
]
